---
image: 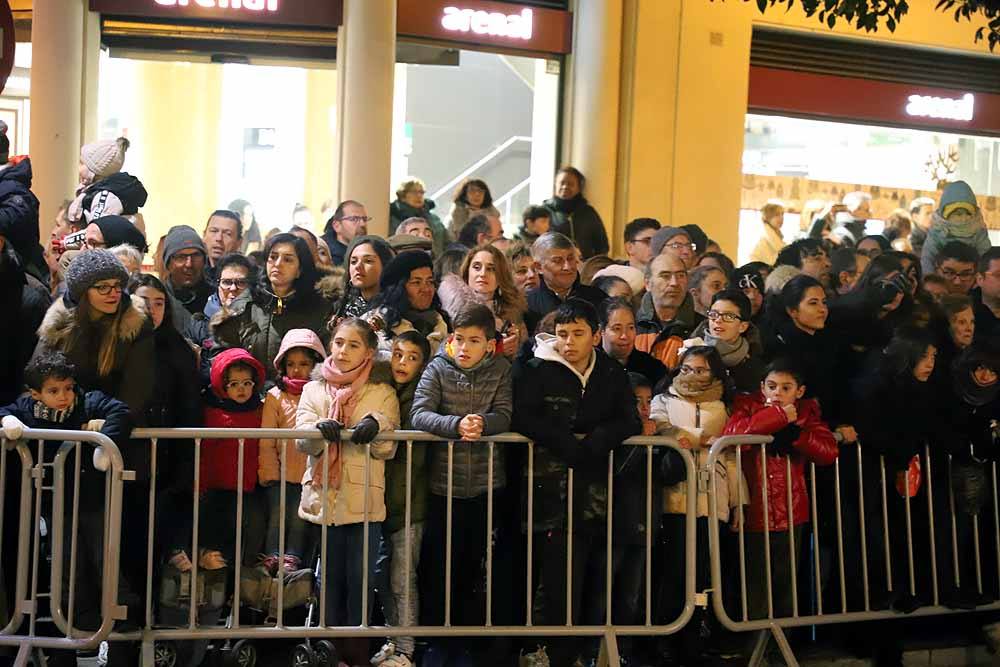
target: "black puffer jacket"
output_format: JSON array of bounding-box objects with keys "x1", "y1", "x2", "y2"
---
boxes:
[
  {"x1": 0, "y1": 247, "x2": 50, "y2": 405},
  {"x1": 543, "y1": 194, "x2": 609, "y2": 260},
  {"x1": 410, "y1": 351, "x2": 513, "y2": 499},
  {"x1": 0, "y1": 158, "x2": 45, "y2": 283},
  {"x1": 513, "y1": 337, "x2": 641, "y2": 534}
]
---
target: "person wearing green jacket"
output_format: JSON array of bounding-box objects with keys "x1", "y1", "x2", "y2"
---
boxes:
[
  {"x1": 389, "y1": 177, "x2": 450, "y2": 258},
  {"x1": 372, "y1": 331, "x2": 432, "y2": 667}
]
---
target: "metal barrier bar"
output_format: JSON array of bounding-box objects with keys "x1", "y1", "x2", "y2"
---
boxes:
[
  {"x1": 925, "y1": 445, "x2": 939, "y2": 606},
  {"x1": 834, "y1": 457, "x2": 847, "y2": 612},
  {"x1": 739, "y1": 447, "x2": 749, "y2": 621},
  {"x1": 233, "y1": 438, "x2": 245, "y2": 629},
  {"x1": 785, "y1": 456, "x2": 798, "y2": 618},
  {"x1": 855, "y1": 447, "x2": 870, "y2": 611},
  {"x1": 879, "y1": 456, "x2": 892, "y2": 593},
  {"x1": 809, "y1": 462, "x2": 822, "y2": 616},
  {"x1": 605, "y1": 449, "x2": 614, "y2": 627},
  {"x1": 0, "y1": 440, "x2": 34, "y2": 637},
  {"x1": 760, "y1": 442, "x2": 773, "y2": 619},
  {"x1": 486, "y1": 440, "x2": 494, "y2": 627},
  {"x1": 444, "y1": 440, "x2": 453, "y2": 627}
]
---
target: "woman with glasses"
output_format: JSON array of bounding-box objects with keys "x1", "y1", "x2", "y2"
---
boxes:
[
  {"x1": 649, "y1": 344, "x2": 745, "y2": 664},
  {"x1": 212, "y1": 234, "x2": 334, "y2": 383},
  {"x1": 389, "y1": 177, "x2": 449, "y2": 257},
  {"x1": 687, "y1": 288, "x2": 766, "y2": 393},
  {"x1": 31, "y1": 250, "x2": 156, "y2": 661},
  {"x1": 543, "y1": 166, "x2": 609, "y2": 260}
]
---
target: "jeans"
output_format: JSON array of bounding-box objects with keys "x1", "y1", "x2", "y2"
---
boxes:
[
  {"x1": 264, "y1": 483, "x2": 316, "y2": 560},
  {"x1": 321, "y1": 522, "x2": 382, "y2": 626},
  {"x1": 375, "y1": 523, "x2": 424, "y2": 656}
]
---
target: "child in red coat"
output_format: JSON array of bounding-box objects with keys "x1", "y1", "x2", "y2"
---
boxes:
[
  {"x1": 195, "y1": 348, "x2": 266, "y2": 571},
  {"x1": 723, "y1": 358, "x2": 838, "y2": 620}
]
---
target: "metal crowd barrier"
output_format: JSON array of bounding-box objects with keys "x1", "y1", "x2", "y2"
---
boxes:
[
  {"x1": 706, "y1": 434, "x2": 1000, "y2": 667},
  {"x1": 85, "y1": 428, "x2": 696, "y2": 667},
  {"x1": 0, "y1": 429, "x2": 128, "y2": 667}
]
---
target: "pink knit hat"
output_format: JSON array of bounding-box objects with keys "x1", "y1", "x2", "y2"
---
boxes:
[
  {"x1": 80, "y1": 137, "x2": 130, "y2": 180},
  {"x1": 273, "y1": 328, "x2": 328, "y2": 372}
]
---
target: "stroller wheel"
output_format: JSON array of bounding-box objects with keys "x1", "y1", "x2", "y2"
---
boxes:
[
  {"x1": 291, "y1": 643, "x2": 317, "y2": 667},
  {"x1": 314, "y1": 639, "x2": 339, "y2": 667},
  {"x1": 154, "y1": 641, "x2": 178, "y2": 667},
  {"x1": 224, "y1": 639, "x2": 257, "y2": 667}
]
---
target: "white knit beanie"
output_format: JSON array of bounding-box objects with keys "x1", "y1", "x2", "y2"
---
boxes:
[{"x1": 80, "y1": 137, "x2": 130, "y2": 180}]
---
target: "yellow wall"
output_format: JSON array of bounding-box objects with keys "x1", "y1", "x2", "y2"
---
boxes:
[
  {"x1": 303, "y1": 68, "x2": 339, "y2": 222},
  {"x1": 615, "y1": 0, "x2": 997, "y2": 257}
]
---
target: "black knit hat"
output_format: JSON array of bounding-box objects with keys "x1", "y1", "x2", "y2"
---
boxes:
[
  {"x1": 380, "y1": 250, "x2": 434, "y2": 290},
  {"x1": 64, "y1": 249, "x2": 129, "y2": 305},
  {"x1": 732, "y1": 265, "x2": 765, "y2": 293},
  {"x1": 93, "y1": 215, "x2": 148, "y2": 253}
]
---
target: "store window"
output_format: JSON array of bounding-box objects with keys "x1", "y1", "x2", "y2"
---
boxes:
[
  {"x1": 391, "y1": 48, "x2": 560, "y2": 236},
  {"x1": 98, "y1": 51, "x2": 337, "y2": 253}
]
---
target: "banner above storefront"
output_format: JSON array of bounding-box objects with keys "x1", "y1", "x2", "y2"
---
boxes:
[
  {"x1": 748, "y1": 66, "x2": 1000, "y2": 136},
  {"x1": 89, "y1": 0, "x2": 343, "y2": 29},
  {"x1": 397, "y1": 0, "x2": 572, "y2": 55}
]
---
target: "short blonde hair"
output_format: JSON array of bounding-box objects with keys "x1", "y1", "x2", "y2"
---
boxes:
[
  {"x1": 761, "y1": 202, "x2": 784, "y2": 222},
  {"x1": 396, "y1": 178, "x2": 426, "y2": 201}
]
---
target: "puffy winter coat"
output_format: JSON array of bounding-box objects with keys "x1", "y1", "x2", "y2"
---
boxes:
[
  {"x1": 258, "y1": 387, "x2": 309, "y2": 485},
  {"x1": 634, "y1": 293, "x2": 696, "y2": 370},
  {"x1": 389, "y1": 199, "x2": 449, "y2": 257},
  {"x1": 199, "y1": 348, "x2": 265, "y2": 492},
  {"x1": 212, "y1": 289, "x2": 335, "y2": 383},
  {"x1": 0, "y1": 158, "x2": 45, "y2": 283},
  {"x1": 724, "y1": 392, "x2": 839, "y2": 532},
  {"x1": 0, "y1": 247, "x2": 50, "y2": 406},
  {"x1": 410, "y1": 351, "x2": 513, "y2": 499},
  {"x1": 513, "y1": 337, "x2": 642, "y2": 533},
  {"x1": 650, "y1": 389, "x2": 747, "y2": 522},
  {"x1": 295, "y1": 374, "x2": 400, "y2": 526},
  {"x1": 543, "y1": 195, "x2": 609, "y2": 260}
]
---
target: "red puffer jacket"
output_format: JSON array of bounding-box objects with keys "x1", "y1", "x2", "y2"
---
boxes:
[
  {"x1": 723, "y1": 392, "x2": 838, "y2": 532},
  {"x1": 200, "y1": 348, "x2": 265, "y2": 492}
]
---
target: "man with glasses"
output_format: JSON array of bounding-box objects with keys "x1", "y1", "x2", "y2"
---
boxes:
[
  {"x1": 974, "y1": 247, "x2": 1000, "y2": 344},
  {"x1": 162, "y1": 224, "x2": 213, "y2": 316},
  {"x1": 322, "y1": 200, "x2": 370, "y2": 267},
  {"x1": 525, "y1": 232, "x2": 607, "y2": 333},
  {"x1": 635, "y1": 253, "x2": 695, "y2": 367},
  {"x1": 934, "y1": 240, "x2": 979, "y2": 296},
  {"x1": 650, "y1": 226, "x2": 697, "y2": 270},
  {"x1": 623, "y1": 218, "x2": 660, "y2": 272}
]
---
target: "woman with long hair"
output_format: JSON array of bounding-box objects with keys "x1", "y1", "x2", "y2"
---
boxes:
[
  {"x1": 447, "y1": 178, "x2": 501, "y2": 237},
  {"x1": 212, "y1": 233, "x2": 334, "y2": 381},
  {"x1": 437, "y1": 244, "x2": 527, "y2": 359},
  {"x1": 368, "y1": 250, "x2": 450, "y2": 355}
]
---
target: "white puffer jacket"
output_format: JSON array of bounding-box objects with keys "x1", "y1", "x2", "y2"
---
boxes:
[
  {"x1": 650, "y1": 388, "x2": 747, "y2": 522},
  {"x1": 295, "y1": 378, "x2": 400, "y2": 526}
]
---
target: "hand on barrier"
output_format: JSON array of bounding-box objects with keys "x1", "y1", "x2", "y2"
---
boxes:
[
  {"x1": 316, "y1": 419, "x2": 342, "y2": 443},
  {"x1": 771, "y1": 423, "x2": 802, "y2": 457},
  {"x1": 84, "y1": 419, "x2": 106, "y2": 432},
  {"x1": 351, "y1": 416, "x2": 380, "y2": 444},
  {"x1": 458, "y1": 414, "x2": 484, "y2": 441},
  {"x1": 2, "y1": 415, "x2": 25, "y2": 441},
  {"x1": 835, "y1": 425, "x2": 858, "y2": 444},
  {"x1": 92, "y1": 446, "x2": 110, "y2": 471}
]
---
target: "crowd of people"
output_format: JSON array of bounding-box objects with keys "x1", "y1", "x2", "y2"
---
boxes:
[{"x1": 1, "y1": 130, "x2": 999, "y2": 667}]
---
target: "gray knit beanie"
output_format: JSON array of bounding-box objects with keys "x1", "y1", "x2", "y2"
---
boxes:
[{"x1": 64, "y1": 249, "x2": 129, "y2": 305}]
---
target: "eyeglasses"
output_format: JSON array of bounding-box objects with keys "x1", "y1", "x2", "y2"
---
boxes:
[
  {"x1": 665, "y1": 242, "x2": 697, "y2": 252},
  {"x1": 940, "y1": 268, "x2": 975, "y2": 281},
  {"x1": 219, "y1": 278, "x2": 249, "y2": 290},
  {"x1": 706, "y1": 310, "x2": 742, "y2": 323},
  {"x1": 225, "y1": 380, "x2": 255, "y2": 391},
  {"x1": 90, "y1": 283, "x2": 123, "y2": 296},
  {"x1": 341, "y1": 215, "x2": 372, "y2": 224},
  {"x1": 678, "y1": 365, "x2": 711, "y2": 376},
  {"x1": 630, "y1": 236, "x2": 653, "y2": 246}
]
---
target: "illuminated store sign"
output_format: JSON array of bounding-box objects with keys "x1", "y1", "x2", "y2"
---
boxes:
[
  {"x1": 905, "y1": 93, "x2": 975, "y2": 122},
  {"x1": 154, "y1": 0, "x2": 279, "y2": 10},
  {"x1": 441, "y1": 6, "x2": 533, "y2": 41}
]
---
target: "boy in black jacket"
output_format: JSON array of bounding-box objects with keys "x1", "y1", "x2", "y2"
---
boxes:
[
  {"x1": 513, "y1": 299, "x2": 642, "y2": 665},
  {"x1": 0, "y1": 351, "x2": 137, "y2": 667}
]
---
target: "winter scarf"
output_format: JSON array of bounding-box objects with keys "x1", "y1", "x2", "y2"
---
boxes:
[
  {"x1": 671, "y1": 374, "x2": 724, "y2": 403},
  {"x1": 700, "y1": 333, "x2": 749, "y2": 368},
  {"x1": 548, "y1": 194, "x2": 584, "y2": 214},
  {"x1": 32, "y1": 393, "x2": 78, "y2": 424},
  {"x1": 954, "y1": 371, "x2": 1000, "y2": 408},
  {"x1": 282, "y1": 377, "x2": 309, "y2": 396},
  {"x1": 311, "y1": 356, "x2": 374, "y2": 489},
  {"x1": 404, "y1": 307, "x2": 444, "y2": 338}
]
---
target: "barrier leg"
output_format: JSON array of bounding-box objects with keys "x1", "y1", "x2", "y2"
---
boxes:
[
  {"x1": 596, "y1": 629, "x2": 620, "y2": 667},
  {"x1": 771, "y1": 626, "x2": 799, "y2": 667},
  {"x1": 13, "y1": 643, "x2": 30, "y2": 667},
  {"x1": 748, "y1": 630, "x2": 769, "y2": 667},
  {"x1": 142, "y1": 637, "x2": 155, "y2": 667}
]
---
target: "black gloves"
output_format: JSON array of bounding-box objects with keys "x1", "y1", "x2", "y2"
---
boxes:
[
  {"x1": 770, "y1": 423, "x2": 802, "y2": 457},
  {"x1": 875, "y1": 273, "x2": 911, "y2": 306},
  {"x1": 351, "y1": 416, "x2": 381, "y2": 444},
  {"x1": 316, "y1": 419, "x2": 342, "y2": 443}
]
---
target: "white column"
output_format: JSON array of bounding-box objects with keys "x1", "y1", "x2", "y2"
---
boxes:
[
  {"x1": 564, "y1": 0, "x2": 624, "y2": 241},
  {"x1": 336, "y1": 0, "x2": 396, "y2": 237},
  {"x1": 29, "y1": 0, "x2": 98, "y2": 239}
]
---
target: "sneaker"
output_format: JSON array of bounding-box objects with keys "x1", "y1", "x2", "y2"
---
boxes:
[
  {"x1": 519, "y1": 646, "x2": 550, "y2": 667},
  {"x1": 257, "y1": 554, "x2": 280, "y2": 576},
  {"x1": 371, "y1": 642, "x2": 396, "y2": 665},
  {"x1": 96, "y1": 640, "x2": 109, "y2": 667}
]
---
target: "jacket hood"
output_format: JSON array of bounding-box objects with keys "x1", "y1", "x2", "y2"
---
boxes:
[
  {"x1": 209, "y1": 347, "x2": 266, "y2": 400},
  {"x1": 938, "y1": 180, "x2": 978, "y2": 217},
  {"x1": 273, "y1": 328, "x2": 327, "y2": 372},
  {"x1": 316, "y1": 268, "x2": 345, "y2": 302},
  {"x1": 533, "y1": 332, "x2": 596, "y2": 386},
  {"x1": 37, "y1": 293, "x2": 148, "y2": 349},
  {"x1": 0, "y1": 157, "x2": 31, "y2": 187}
]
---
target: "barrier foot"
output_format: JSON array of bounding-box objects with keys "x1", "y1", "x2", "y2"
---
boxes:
[
  {"x1": 12, "y1": 644, "x2": 31, "y2": 667},
  {"x1": 771, "y1": 626, "x2": 798, "y2": 667},
  {"x1": 749, "y1": 630, "x2": 769, "y2": 667},
  {"x1": 141, "y1": 637, "x2": 156, "y2": 667},
  {"x1": 597, "y1": 630, "x2": 620, "y2": 667}
]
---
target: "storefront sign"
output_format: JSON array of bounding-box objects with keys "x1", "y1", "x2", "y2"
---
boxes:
[
  {"x1": 748, "y1": 66, "x2": 1000, "y2": 135},
  {"x1": 398, "y1": 0, "x2": 571, "y2": 55},
  {"x1": 90, "y1": 0, "x2": 342, "y2": 29},
  {"x1": 905, "y1": 93, "x2": 975, "y2": 122}
]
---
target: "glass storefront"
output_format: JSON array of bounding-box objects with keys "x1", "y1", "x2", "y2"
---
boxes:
[{"x1": 391, "y1": 48, "x2": 561, "y2": 235}]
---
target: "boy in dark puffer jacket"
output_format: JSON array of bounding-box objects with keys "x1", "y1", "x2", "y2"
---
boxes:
[
  {"x1": 411, "y1": 304, "x2": 512, "y2": 665},
  {"x1": 513, "y1": 298, "x2": 642, "y2": 666},
  {"x1": 0, "y1": 351, "x2": 135, "y2": 666}
]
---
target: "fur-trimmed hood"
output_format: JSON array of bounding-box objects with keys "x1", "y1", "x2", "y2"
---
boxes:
[
  {"x1": 316, "y1": 268, "x2": 346, "y2": 303},
  {"x1": 37, "y1": 293, "x2": 148, "y2": 349},
  {"x1": 437, "y1": 272, "x2": 526, "y2": 326}
]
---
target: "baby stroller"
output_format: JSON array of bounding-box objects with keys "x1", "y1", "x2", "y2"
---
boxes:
[{"x1": 290, "y1": 556, "x2": 340, "y2": 667}]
